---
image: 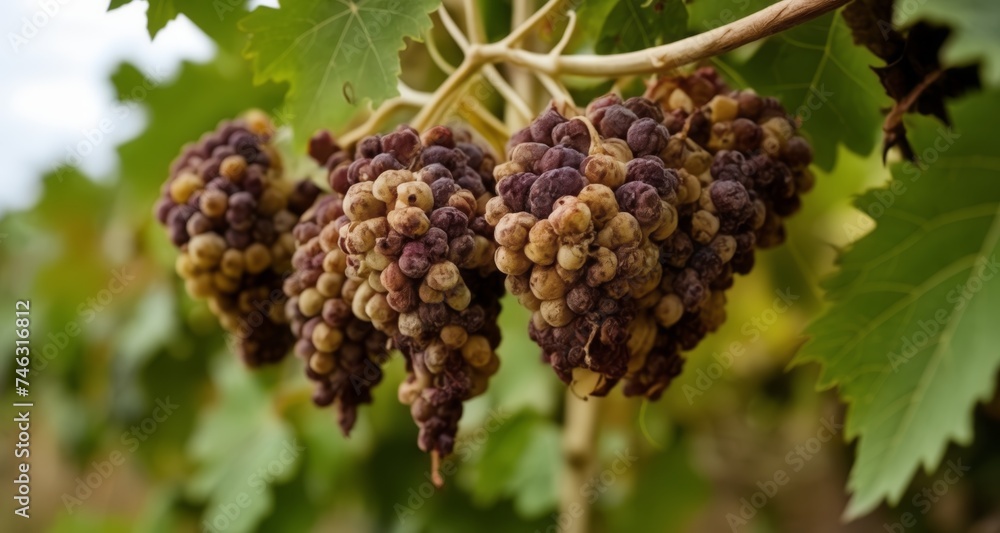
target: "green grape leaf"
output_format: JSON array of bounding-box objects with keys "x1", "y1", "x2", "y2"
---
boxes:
[
  {"x1": 470, "y1": 411, "x2": 560, "y2": 518},
  {"x1": 187, "y1": 357, "x2": 300, "y2": 533},
  {"x1": 725, "y1": 11, "x2": 888, "y2": 170},
  {"x1": 109, "y1": 0, "x2": 179, "y2": 38},
  {"x1": 110, "y1": 0, "x2": 250, "y2": 49},
  {"x1": 505, "y1": 422, "x2": 560, "y2": 517},
  {"x1": 240, "y1": 0, "x2": 439, "y2": 139},
  {"x1": 605, "y1": 438, "x2": 709, "y2": 532},
  {"x1": 898, "y1": 0, "x2": 1000, "y2": 87},
  {"x1": 585, "y1": 0, "x2": 688, "y2": 54},
  {"x1": 146, "y1": 0, "x2": 178, "y2": 36},
  {"x1": 797, "y1": 90, "x2": 1000, "y2": 519}
]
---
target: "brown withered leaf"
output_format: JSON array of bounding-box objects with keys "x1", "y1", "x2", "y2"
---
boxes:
[
  {"x1": 841, "y1": 0, "x2": 904, "y2": 60},
  {"x1": 842, "y1": 0, "x2": 981, "y2": 162}
]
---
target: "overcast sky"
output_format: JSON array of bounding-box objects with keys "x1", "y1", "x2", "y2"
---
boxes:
[{"x1": 0, "y1": 0, "x2": 217, "y2": 214}]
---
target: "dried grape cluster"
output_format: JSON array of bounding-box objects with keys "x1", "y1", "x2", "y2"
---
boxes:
[
  {"x1": 311, "y1": 125, "x2": 504, "y2": 462},
  {"x1": 155, "y1": 67, "x2": 816, "y2": 466},
  {"x1": 497, "y1": 67, "x2": 814, "y2": 399},
  {"x1": 154, "y1": 112, "x2": 320, "y2": 366},
  {"x1": 284, "y1": 192, "x2": 391, "y2": 435}
]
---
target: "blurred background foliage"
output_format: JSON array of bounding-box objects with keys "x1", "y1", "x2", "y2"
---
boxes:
[{"x1": 2, "y1": 0, "x2": 999, "y2": 532}]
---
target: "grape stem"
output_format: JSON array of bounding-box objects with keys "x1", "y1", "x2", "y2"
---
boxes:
[
  {"x1": 339, "y1": 82, "x2": 431, "y2": 146},
  {"x1": 437, "y1": 5, "x2": 533, "y2": 125},
  {"x1": 413, "y1": 0, "x2": 849, "y2": 130},
  {"x1": 462, "y1": 0, "x2": 484, "y2": 47},
  {"x1": 425, "y1": 28, "x2": 457, "y2": 75},
  {"x1": 505, "y1": 0, "x2": 538, "y2": 130},
  {"x1": 532, "y1": 9, "x2": 578, "y2": 106},
  {"x1": 561, "y1": 391, "x2": 599, "y2": 533}
]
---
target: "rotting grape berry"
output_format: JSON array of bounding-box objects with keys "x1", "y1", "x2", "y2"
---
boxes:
[
  {"x1": 330, "y1": 125, "x2": 504, "y2": 470},
  {"x1": 499, "y1": 66, "x2": 814, "y2": 400},
  {"x1": 155, "y1": 111, "x2": 320, "y2": 367},
  {"x1": 283, "y1": 193, "x2": 392, "y2": 434},
  {"x1": 495, "y1": 105, "x2": 680, "y2": 397}
]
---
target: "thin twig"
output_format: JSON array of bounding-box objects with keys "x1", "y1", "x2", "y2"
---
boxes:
[
  {"x1": 550, "y1": 10, "x2": 576, "y2": 57},
  {"x1": 341, "y1": 82, "x2": 432, "y2": 146},
  {"x1": 482, "y1": 0, "x2": 850, "y2": 76},
  {"x1": 459, "y1": 92, "x2": 511, "y2": 139},
  {"x1": 438, "y1": 6, "x2": 533, "y2": 124},
  {"x1": 463, "y1": 0, "x2": 484, "y2": 45},
  {"x1": 500, "y1": 0, "x2": 564, "y2": 47},
  {"x1": 417, "y1": 0, "x2": 847, "y2": 133},
  {"x1": 425, "y1": 29, "x2": 457, "y2": 75},
  {"x1": 535, "y1": 71, "x2": 575, "y2": 107},
  {"x1": 438, "y1": 5, "x2": 472, "y2": 49},
  {"x1": 412, "y1": 55, "x2": 479, "y2": 130},
  {"x1": 506, "y1": 0, "x2": 538, "y2": 130},
  {"x1": 536, "y1": 11, "x2": 577, "y2": 106}
]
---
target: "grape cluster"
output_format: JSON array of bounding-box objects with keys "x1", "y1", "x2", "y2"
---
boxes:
[
  {"x1": 499, "y1": 67, "x2": 814, "y2": 399},
  {"x1": 154, "y1": 112, "x2": 320, "y2": 366},
  {"x1": 155, "y1": 67, "x2": 814, "y2": 464},
  {"x1": 316, "y1": 125, "x2": 504, "y2": 460},
  {"x1": 284, "y1": 192, "x2": 391, "y2": 435},
  {"x1": 492, "y1": 103, "x2": 679, "y2": 396},
  {"x1": 629, "y1": 67, "x2": 815, "y2": 398}
]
